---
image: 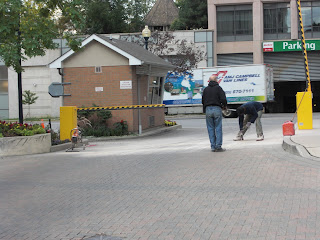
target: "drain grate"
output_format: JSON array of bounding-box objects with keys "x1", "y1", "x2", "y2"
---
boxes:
[{"x1": 82, "y1": 234, "x2": 123, "y2": 240}]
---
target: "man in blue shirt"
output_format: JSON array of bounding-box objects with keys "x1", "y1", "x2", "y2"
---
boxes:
[{"x1": 233, "y1": 101, "x2": 264, "y2": 141}]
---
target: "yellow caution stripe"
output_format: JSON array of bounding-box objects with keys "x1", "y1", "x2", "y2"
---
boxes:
[
  {"x1": 77, "y1": 104, "x2": 165, "y2": 111},
  {"x1": 297, "y1": 0, "x2": 311, "y2": 91}
]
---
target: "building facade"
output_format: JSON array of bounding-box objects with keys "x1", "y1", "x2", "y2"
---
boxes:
[
  {"x1": 208, "y1": 0, "x2": 320, "y2": 112},
  {"x1": 1, "y1": 30, "x2": 211, "y2": 120},
  {"x1": 49, "y1": 34, "x2": 173, "y2": 132}
]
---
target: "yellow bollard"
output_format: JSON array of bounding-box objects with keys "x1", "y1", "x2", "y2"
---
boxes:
[
  {"x1": 296, "y1": 92, "x2": 313, "y2": 130},
  {"x1": 60, "y1": 106, "x2": 77, "y2": 140}
]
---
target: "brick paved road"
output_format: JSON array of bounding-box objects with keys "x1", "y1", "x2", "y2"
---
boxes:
[{"x1": 1, "y1": 114, "x2": 320, "y2": 240}]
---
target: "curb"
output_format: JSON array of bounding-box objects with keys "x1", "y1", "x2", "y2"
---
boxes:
[
  {"x1": 51, "y1": 139, "x2": 89, "y2": 152},
  {"x1": 87, "y1": 125, "x2": 182, "y2": 142},
  {"x1": 50, "y1": 125, "x2": 182, "y2": 151},
  {"x1": 282, "y1": 136, "x2": 319, "y2": 160}
]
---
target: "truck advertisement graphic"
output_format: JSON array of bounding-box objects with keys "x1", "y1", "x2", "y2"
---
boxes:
[
  {"x1": 163, "y1": 71, "x2": 203, "y2": 105},
  {"x1": 163, "y1": 64, "x2": 274, "y2": 106}
]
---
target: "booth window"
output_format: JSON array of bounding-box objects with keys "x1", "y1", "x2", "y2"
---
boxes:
[
  {"x1": 299, "y1": 1, "x2": 320, "y2": 38},
  {"x1": 217, "y1": 5, "x2": 253, "y2": 42},
  {"x1": 148, "y1": 76, "x2": 163, "y2": 104},
  {"x1": 264, "y1": 3, "x2": 291, "y2": 40}
]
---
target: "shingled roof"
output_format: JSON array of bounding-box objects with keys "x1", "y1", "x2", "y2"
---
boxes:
[
  {"x1": 49, "y1": 34, "x2": 174, "y2": 69},
  {"x1": 144, "y1": 0, "x2": 179, "y2": 27},
  {"x1": 98, "y1": 35, "x2": 174, "y2": 68}
]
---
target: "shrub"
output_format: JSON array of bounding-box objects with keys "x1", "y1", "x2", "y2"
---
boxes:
[
  {"x1": 165, "y1": 120, "x2": 177, "y2": 126},
  {"x1": 83, "y1": 125, "x2": 111, "y2": 137},
  {"x1": 81, "y1": 118, "x2": 129, "y2": 137},
  {"x1": 50, "y1": 128, "x2": 70, "y2": 145},
  {"x1": 78, "y1": 104, "x2": 129, "y2": 137},
  {"x1": 113, "y1": 120, "x2": 128, "y2": 136}
]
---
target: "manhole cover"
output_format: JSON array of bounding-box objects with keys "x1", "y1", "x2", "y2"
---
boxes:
[{"x1": 83, "y1": 234, "x2": 123, "y2": 240}]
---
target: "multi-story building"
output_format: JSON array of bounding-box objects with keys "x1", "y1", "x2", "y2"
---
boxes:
[{"x1": 208, "y1": 0, "x2": 320, "y2": 112}]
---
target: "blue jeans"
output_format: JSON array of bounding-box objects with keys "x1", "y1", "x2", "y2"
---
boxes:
[{"x1": 205, "y1": 106, "x2": 223, "y2": 150}]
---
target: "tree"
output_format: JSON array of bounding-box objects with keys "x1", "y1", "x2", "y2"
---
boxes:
[
  {"x1": 82, "y1": 0, "x2": 128, "y2": 34},
  {"x1": 79, "y1": 0, "x2": 155, "y2": 34},
  {"x1": 0, "y1": 0, "x2": 84, "y2": 73},
  {"x1": 126, "y1": 0, "x2": 154, "y2": 32},
  {"x1": 170, "y1": 0, "x2": 207, "y2": 30},
  {"x1": 22, "y1": 90, "x2": 38, "y2": 118},
  {"x1": 150, "y1": 32, "x2": 206, "y2": 72},
  {"x1": 0, "y1": 0, "x2": 84, "y2": 123},
  {"x1": 121, "y1": 31, "x2": 206, "y2": 73}
]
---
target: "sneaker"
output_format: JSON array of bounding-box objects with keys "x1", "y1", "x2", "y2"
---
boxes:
[
  {"x1": 214, "y1": 148, "x2": 226, "y2": 152},
  {"x1": 233, "y1": 135, "x2": 244, "y2": 141},
  {"x1": 256, "y1": 135, "x2": 264, "y2": 141}
]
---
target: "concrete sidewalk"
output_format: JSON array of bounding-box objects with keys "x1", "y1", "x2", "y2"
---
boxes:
[
  {"x1": 32, "y1": 114, "x2": 320, "y2": 159},
  {"x1": 282, "y1": 113, "x2": 320, "y2": 159}
]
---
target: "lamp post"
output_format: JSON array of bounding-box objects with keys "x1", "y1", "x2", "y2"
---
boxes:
[
  {"x1": 137, "y1": 26, "x2": 151, "y2": 135},
  {"x1": 142, "y1": 25, "x2": 151, "y2": 50}
]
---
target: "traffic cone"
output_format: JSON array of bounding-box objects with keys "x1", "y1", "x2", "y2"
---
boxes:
[{"x1": 41, "y1": 119, "x2": 45, "y2": 129}]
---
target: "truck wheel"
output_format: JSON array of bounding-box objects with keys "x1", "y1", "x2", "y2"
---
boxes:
[{"x1": 222, "y1": 109, "x2": 237, "y2": 118}]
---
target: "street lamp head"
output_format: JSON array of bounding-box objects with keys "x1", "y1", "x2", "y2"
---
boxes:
[
  {"x1": 142, "y1": 25, "x2": 151, "y2": 38},
  {"x1": 142, "y1": 25, "x2": 151, "y2": 50}
]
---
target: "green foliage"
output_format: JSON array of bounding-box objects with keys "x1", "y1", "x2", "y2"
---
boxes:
[
  {"x1": 113, "y1": 120, "x2": 128, "y2": 136},
  {"x1": 77, "y1": 105, "x2": 95, "y2": 119},
  {"x1": 83, "y1": 0, "x2": 128, "y2": 34},
  {"x1": 125, "y1": 31, "x2": 206, "y2": 73},
  {"x1": 50, "y1": 128, "x2": 70, "y2": 145},
  {"x1": 79, "y1": 107, "x2": 129, "y2": 137},
  {"x1": 0, "y1": 0, "x2": 85, "y2": 73},
  {"x1": 97, "y1": 110, "x2": 112, "y2": 124},
  {"x1": 83, "y1": 125, "x2": 111, "y2": 137},
  {"x1": 74, "y1": 0, "x2": 155, "y2": 34},
  {"x1": 22, "y1": 90, "x2": 38, "y2": 105},
  {"x1": 126, "y1": 0, "x2": 151, "y2": 32},
  {"x1": 78, "y1": 104, "x2": 112, "y2": 125},
  {"x1": 170, "y1": 0, "x2": 208, "y2": 30},
  {"x1": 0, "y1": 120, "x2": 46, "y2": 137}
]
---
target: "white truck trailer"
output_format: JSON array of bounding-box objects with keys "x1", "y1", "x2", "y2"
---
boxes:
[{"x1": 163, "y1": 64, "x2": 274, "y2": 117}]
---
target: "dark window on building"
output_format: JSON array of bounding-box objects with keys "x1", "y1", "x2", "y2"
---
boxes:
[
  {"x1": 0, "y1": 66, "x2": 8, "y2": 93},
  {"x1": 217, "y1": 5, "x2": 253, "y2": 42},
  {"x1": 53, "y1": 38, "x2": 85, "y2": 55},
  {"x1": 264, "y1": 3, "x2": 291, "y2": 40},
  {"x1": 0, "y1": 65, "x2": 9, "y2": 119},
  {"x1": 148, "y1": 76, "x2": 163, "y2": 104},
  {"x1": 300, "y1": 1, "x2": 320, "y2": 38}
]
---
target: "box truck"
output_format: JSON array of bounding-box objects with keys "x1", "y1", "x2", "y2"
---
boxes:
[{"x1": 163, "y1": 64, "x2": 274, "y2": 117}]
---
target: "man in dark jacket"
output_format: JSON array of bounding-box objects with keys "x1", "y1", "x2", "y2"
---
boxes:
[
  {"x1": 202, "y1": 74, "x2": 227, "y2": 152},
  {"x1": 233, "y1": 101, "x2": 264, "y2": 141}
]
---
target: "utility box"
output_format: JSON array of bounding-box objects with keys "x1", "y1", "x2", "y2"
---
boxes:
[
  {"x1": 60, "y1": 106, "x2": 77, "y2": 140},
  {"x1": 296, "y1": 92, "x2": 313, "y2": 130}
]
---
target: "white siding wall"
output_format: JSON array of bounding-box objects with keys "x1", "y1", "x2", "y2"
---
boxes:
[{"x1": 8, "y1": 49, "x2": 62, "y2": 119}]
